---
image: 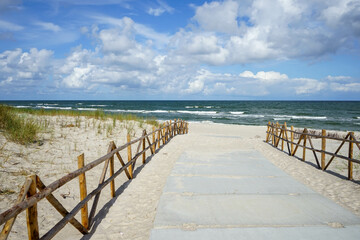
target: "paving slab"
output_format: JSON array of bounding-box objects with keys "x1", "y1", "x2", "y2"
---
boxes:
[
  {"x1": 172, "y1": 151, "x2": 287, "y2": 177},
  {"x1": 151, "y1": 226, "x2": 360, "y2": 240},
  {"x1": 154, "y1": 194, "x2": 360, "y2": 226},
  {"x1": 163, "y1": 176, "x2": 315, "y2": 195},
  {"x1": 150, "y1": 150, "x2": 360, "y2": 240}
]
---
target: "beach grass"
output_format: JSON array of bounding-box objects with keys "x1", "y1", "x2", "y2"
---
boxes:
[
  {"x1": 0, "y1": 105, "x2": 40, "y2": 144},
  {"x1": 0, "y1": 104, "x2": 159, "y2": 144}
]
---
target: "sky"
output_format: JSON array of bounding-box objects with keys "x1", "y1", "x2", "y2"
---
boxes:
[{"x1": 0, "y1": 0, "x2": 360, "y2": 100}]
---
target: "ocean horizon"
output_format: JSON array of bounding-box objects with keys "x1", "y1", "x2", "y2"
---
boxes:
[{"x1": 1, "y1": 100, "x2": 359, "y2": 132}]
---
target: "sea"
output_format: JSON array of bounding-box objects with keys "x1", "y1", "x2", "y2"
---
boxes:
[{"x1": 1, "y1": 101, "x2": 359, "y2": 131}]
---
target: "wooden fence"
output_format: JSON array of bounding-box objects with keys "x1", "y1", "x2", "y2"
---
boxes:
[
  {"x1": 265, "y1": 122, "x2": 360, "y2": 180},
  {"x1": 0, "y1": 119, "x2": 189, "y2": 240}
]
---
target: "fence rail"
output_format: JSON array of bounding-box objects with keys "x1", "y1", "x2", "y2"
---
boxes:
[
  {"x1": 265, "y1": 121, "x2": 360, "y2": 180},
  {"x1": 0, "y1": 119, "x2": 189, "y2": 240}
]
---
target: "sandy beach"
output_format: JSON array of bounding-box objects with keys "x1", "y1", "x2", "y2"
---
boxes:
[{"x1": 1, "y1": 117, "x2": 360, "y2": 239}]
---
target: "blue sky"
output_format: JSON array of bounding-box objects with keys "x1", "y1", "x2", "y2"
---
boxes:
[{"x1": 0, "y1": 0, "x2": 360, "y2": 100}]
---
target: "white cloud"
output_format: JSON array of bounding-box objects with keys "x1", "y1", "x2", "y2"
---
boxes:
[
  {"x1": 172, "y1": 0, "x2": 360, "y2": 65},
  {"x1": 0, "y1": 20, "x2": 23, "y2": 31},
  {"x1": 147, "y1": 0, "x2": 174, "y2": 16},
  {"x1": 0, "y1": 48, "x2": 53, "y2": 89},
  {"x1": 92, "y1": 15, "x2": 170, "y2": 47},
  {"x1": 62, "y1": 66, "x2": 94, "y2": 88},
  {"x1": 326, "y1": 75, "x2": 352, "y2": 81},
  {"x1": 192, "y1": 0, "x2": 240, "y2": 34},
  {"x1": 330, "y1": 82, "x2": 360, "y2": 92},
  {"x1": 148, "y1": 8, "x2": 165, "y2": 16},
  {"x1": 293, "y1": 78, "x2": 327, "y2": 95},
  {"x1": 239, "y1": 70, "x2": 288, "y2": 84},
  {"x1": 34, "y1": 21, "x2": 61, "y2": 32}
]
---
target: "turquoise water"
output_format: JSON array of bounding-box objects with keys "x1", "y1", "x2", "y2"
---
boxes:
[{"x1": 1, "y1": 101, "x2": 359, "y2": 131}]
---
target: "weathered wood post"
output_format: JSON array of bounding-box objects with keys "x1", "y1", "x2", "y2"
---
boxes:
[
  {"x1": 303, "y1": 128, "x2": 307, "y2": 161},
  {"x1": 152, "y1": 126, "x2": 156, "y2": 153},
  {"x1": 169, "y1": 120, "x2": 172, "y2": 138},
  {"x1": 108, "y1": 142, "x2": 115, "y2": 198},
  {"x1": 127, "y1": 133, "x2": 133, "y2": 179},
  {"x1": 0, "y1": 178, "x2": 32, "y2": 240},
  {"x1": 281, "y1": 122, "x2": 286, "y2": 151},
  {"x1": 26, "y1": 175, "x2": 39, "y2": 240},
  {"x1": 77, "y1": 154, "x2": 89, "y2": 229},
  {"x1": 348, "y1": 132, "x2": 354, "y2": 180},
  {"x1": 186, "y1": 122, "x2": 189, "y2": 134},
  {"x1": 291, "y1": 126, "x2": 294, "y2": 154},
  {"x1": 266, "y1": 121, "x2": 270, "y2": 142},
  {"x1": 321, "y1": 129, "x2": 326, "y2": 170},
  {"x1": 157, "y1": 128, "x2": 160, "y2": 149},
  {"x1": 275, "y1": 122, "x2": 279, "y2": 145},
  {"x1": 174, "y1": 119, "x2": 177, "y2": 136},
  {"x1": 142, "y1": 134, "x2": 146, "y2": 164},
  {"x1": 271, "y1": 123, "x2": 275, "y2": 145}
]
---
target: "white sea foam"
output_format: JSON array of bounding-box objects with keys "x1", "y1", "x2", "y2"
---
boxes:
[
  {"x1": 89, "y1": 105, "x2": 106, "y2": 107},
  {"x1": 237, "y1": 114, "x2": 265, "y2": 118},
  {"x1": 77, "y1": 108, "x2": 97, "y2": 111},
  {"x1": 14, "y1": 106, "x2": 29, "y2": 108},
  {"x1": 357, "y1": 117, "x2": 360, "y2": 119},
  {"x1": 177, "y1": 110, "x2": 217, "y2": 116},
  {"x1": 230, "y1": 111, "x2": 244, "y2": 115},
  {"x1": 272, "y1": 115, "x2": 327, "y2": 120},
  {"x1": 273, "y1": 117, "x2": 291, "y2": 121},
  {"x1": 144, "y1": 110, "x2": 168, "y2": 113},
  {"x1": 38, "y1": 106, "x2": 71, "y2": 110},
  {"x1": 291, "y1": 116, "x2": 327, "y2": 120}
]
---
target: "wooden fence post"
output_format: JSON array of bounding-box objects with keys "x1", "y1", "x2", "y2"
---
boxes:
[
  {"x1": 266, "y1": 121, "x2": 270, "y2": 142},
  {"x1": 108, "y1": 142, "x2": 115, "y2": 198},
  {"x1": 157, "y1": 129, "x2": 160, "y2": 149},
  {"x1": 348, "y1": 132, "x2": 354, "y2": 180},
  {"x1": 275, "y1": 122, "x2": 279, "y2": 145},
  {"x1": 152, "y1": 127, "x2": 156, "y2": 153},
  {"x1": 281, "y1": 122, "x2": 286, "y2": 151},
  {"x1": 186, "y1": 122, "x2": 189, "y2": 134},
  {"x1": 271, "y1": 123, "x2": 275, "y2": 145},
  {"x1": 169, "y1": 121, "x2": 172, "y2": 138},
  {"x1": 291, "y1": 126, "x2": 294, "y2": 154},
  {"x1": 77, "y1": 154, "x2": 89, "y2": 229},
  {"x1": 142, "y1": 135, "x2": 146, "y2": 164},
  {"x1": 0, "y1": 178, "x2": 32, "y2": 240},
  {"x1": 127, "y1": 134, "x2": 133, "y2": 179},
  {"x1": 26, "y1": 175, "x2": 39, "y2": 240},
  {"x1": 303, "y1": 128, "x2": 307, "y2": 161},
  {"x1": 321, "y1": 129, "x2": 326, "y2": 170}
]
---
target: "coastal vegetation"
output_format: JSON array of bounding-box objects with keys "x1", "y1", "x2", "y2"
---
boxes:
[{"x1": 0, "y1": 104, "x2": 159, "y2": 145}]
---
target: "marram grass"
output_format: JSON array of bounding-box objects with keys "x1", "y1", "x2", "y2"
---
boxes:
[
  {"x1": 0, "y1": 104, "x2": 159, "y2": 144},
  {"x1": 0, "y1": 105, "x2": 40, "y2": 144}
]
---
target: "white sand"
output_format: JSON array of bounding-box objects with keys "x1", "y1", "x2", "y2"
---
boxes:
[{"x1": 1, "y1": 119, "x2": 359, "y2": 239}]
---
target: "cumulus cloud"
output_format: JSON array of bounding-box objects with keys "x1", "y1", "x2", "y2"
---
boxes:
[
  {"x1": 0, "y1": 48, "x2": 53, "y2": 90},
  {"x1": 239, "y1": 70, "x2": 288, "y2": 84},
  {"x1": 172, "y1": 0, "x2": 360, "y2": 65},
  {"x1": 293, "y1": 78, "x2": 327, "y2": 95}
]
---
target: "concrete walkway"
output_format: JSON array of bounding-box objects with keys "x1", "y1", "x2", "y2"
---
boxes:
[{"x1": 150, "y1": 150, "x2": 360, "y2": 239}]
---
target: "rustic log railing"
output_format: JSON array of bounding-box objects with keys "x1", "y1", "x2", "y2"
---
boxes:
[
  {"x1": 265, "y1": 121, "x2": 360, "y2": 180},
  {"x1": 0, "y1": 119, "x2": 189, "y2": 240}
]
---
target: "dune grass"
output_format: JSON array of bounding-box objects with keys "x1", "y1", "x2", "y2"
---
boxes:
[
  {"x1": 0, "y1": 105, "x2": 40, "y2": 144},
  {"x1": 11, "y1": 106, "x2": 159, "y2": 127},
  {"x1": 0, "y1": 104, "x2": 159, "y2": 144}
]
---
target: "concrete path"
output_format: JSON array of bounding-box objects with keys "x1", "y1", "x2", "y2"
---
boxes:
[{"x1": 150, "y1": 150, "x2": 360, "y2": 239}]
